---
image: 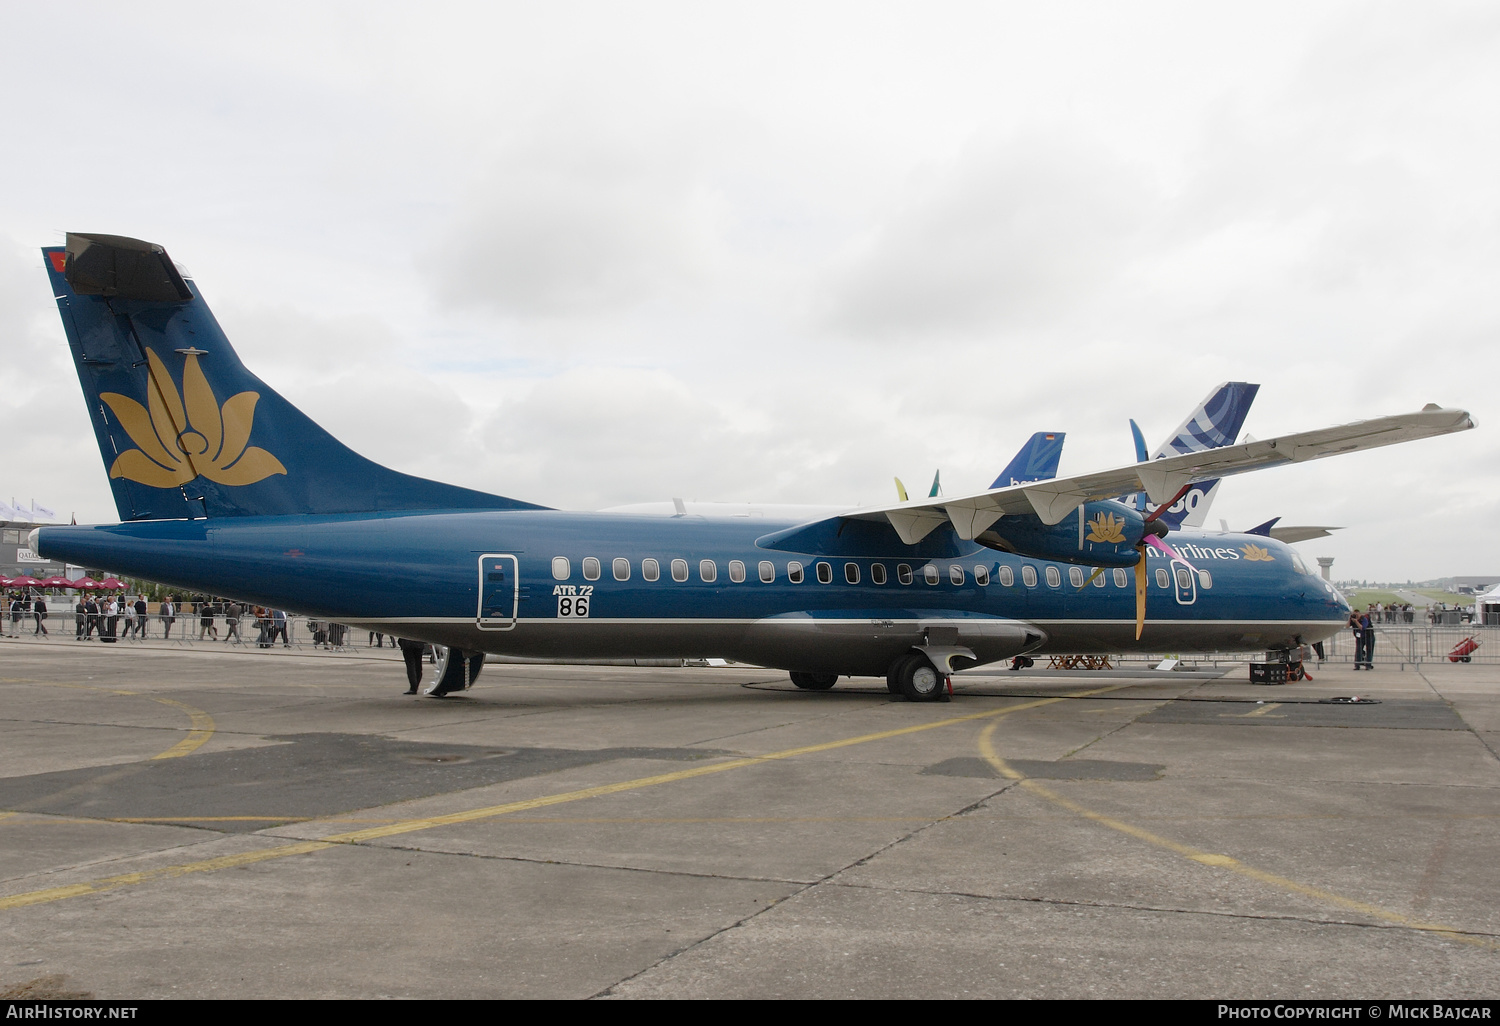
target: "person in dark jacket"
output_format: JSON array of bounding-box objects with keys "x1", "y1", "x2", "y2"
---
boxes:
[
  {"x1": 33, "y1": 596, "x2": 48, "y2": 636},
  {"x1": 397, "y1": 638, "x2": 426, "y2": 694}
]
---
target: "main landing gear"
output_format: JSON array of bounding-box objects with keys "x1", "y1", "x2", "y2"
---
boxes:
[
  {"x1": 789, "y1": 671, "x2": 839, "y2": 691},
  {"x1": 887, "y1": 652, "x2": 950, "y2": 703}
]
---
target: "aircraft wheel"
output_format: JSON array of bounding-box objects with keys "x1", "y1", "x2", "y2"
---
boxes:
[
  {"x1": 893, "y1": 652, "x2": 945, "y2": 702},
  {"x1": 790, "y1": 671, "x2": 838, "y2": 691}
]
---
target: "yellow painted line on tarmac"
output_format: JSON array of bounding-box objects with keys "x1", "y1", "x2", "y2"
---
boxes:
[
  {"x1": 21, "y1": 682, "x2": 216, "y2": 760},
  {"x1": 1229, "y1": 702, "x2": 1283, "y2": 718},
  {"x1": 977, "y1": 722, "x2": 1493, "y2": 949},
  {"x1": 144, "y1": 697, "x2": 216, "y2": 759},
  {"x1": 0, "y1": 841, "x2": 335, "y2": 911},
  {"x1": 0, "y1": 686, "x2": 1124, "y2": 913}
]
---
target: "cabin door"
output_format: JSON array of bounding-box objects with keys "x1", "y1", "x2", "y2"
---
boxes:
[
  {"x1": 477, "y1": 553, "x2": 519, "y2": 630},
  {"x1": 1171, "y1": 560, "x2": 1197, "y2": 606}
]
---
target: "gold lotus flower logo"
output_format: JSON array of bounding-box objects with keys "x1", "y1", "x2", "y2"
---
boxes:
[
  {"x1": 1086, "y1": 511, "x2": 1127, "y2": 544},
  {"x1": 1241, "y1": 543, "x2": 1275, "y2": 562},
  {"x1": 100, "y1": 349, "x2": 287, "y2": 488}
]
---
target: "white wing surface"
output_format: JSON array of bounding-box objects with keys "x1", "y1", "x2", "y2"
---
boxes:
[{"x1": 840, "y1": 406, "x2": 1474, "y2": 544}]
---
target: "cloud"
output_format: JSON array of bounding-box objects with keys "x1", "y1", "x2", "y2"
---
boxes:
[
  {"x1": 429, "y1": 120, "x2": 724, "y2": 319},
  {"x1": 819, "y1": 134, "x2": 1152, "y2": 338}
]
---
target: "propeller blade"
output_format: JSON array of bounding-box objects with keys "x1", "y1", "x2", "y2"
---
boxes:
[
  {"x1": 1143, "y1": 482, "x2": 1193, "y2": 524},
  {"x1": 1077, "y1": 565, "x2": 1107, "y2": 591},
  {"x1": 1135, "y1": 547, "x2": 1147, "y2": 640},
  {"x1": 1144, "y1": 533, "x2": 1199, "y2": 572}
]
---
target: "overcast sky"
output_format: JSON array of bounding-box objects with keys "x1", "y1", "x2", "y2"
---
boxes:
[{"x1": 2, "y1": 1, "x2": 1496, "y2": 581}]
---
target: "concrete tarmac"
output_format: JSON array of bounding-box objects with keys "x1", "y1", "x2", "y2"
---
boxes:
[{"x1": 1, "y1": 637, "x2": 1498, "y2": 999}]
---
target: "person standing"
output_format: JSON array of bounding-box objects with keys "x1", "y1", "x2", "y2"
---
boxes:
[
  {"x1": 9, "y1": 594, "x2": 22, "y2": 637},
  {"x1": 161, "y1": 596, "x2": 176, "y2": 639},
  {"x1": 33, "y1": 595, "x2": 48, "y2": 636},
  {"x1": 120, "y1": 597, "x2": 136, "y2": 639},
  {"x1": 102, "y1": 595, "x2": 120, "y2": 642},
  {"x1": 397, "y1": 638, "x2": 425, "y2": 694},
  {"x1": 133, "y1": 595, "x2": 148, "y2": 639},
  {"x1": 270, "y1": 608, "x2": 289, "y2": 647},
  {"x1": 75, "y1": 596, "x2": 87, "y2": 640},
  {"x1": 198, "y1": 599, "x2": 216, "y2": 640},
  {"x1": 84, "y1": 596, "x2": 100, "y2": 639},
  {"x1": 223, "y1": 600, "x2": 241, "y2": 644},
  {"x1": 1355, "y1": 607, "x2": 1375, "y2": 669}
]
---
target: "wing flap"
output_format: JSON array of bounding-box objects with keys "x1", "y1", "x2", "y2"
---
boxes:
[{"x1": 838, "y1": 406, "x2": 1472, "y2": 541}]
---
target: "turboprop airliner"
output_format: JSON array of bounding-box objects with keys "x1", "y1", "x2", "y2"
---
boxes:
[{"x1": 31, "y1": 234, "x2": 1475, "y2": 701}]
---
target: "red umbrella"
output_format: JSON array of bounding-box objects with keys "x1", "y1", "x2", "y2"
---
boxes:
[
  {"x1": 98, "y1": 577, "x2": 126, "y2": 590},
  {"x1": 70, "y1": 577, "x2": 101, "y2": 590},
  {"x1": 8, "y1": 576, "x2": 42, "y2": 587},
  {"x1": 0, "y1": 577, "x2": 13, "y2": 588},
  {"x1": 38, "y1": 575, "x2": 72, "y2": 589}
]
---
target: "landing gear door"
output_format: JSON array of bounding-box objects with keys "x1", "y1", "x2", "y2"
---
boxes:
[
  {"x1": 477, "y1": 553, "x2": 519, "y2": 631},
  {"x1": 1171, "y1": 560, "x2": 1197, "y2": 606}
]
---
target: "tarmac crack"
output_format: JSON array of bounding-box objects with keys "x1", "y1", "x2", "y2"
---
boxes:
[
  {"x1": 587, "y1": 780, "x2": 1023, "y2": 999},
  {"x1": 815, "y1": 879, "x2": 1500, "y2": 943}
]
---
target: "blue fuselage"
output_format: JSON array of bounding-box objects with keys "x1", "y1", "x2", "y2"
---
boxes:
[{"x1": 36, "y1": 510, "x2": 1350, "y2": 675}]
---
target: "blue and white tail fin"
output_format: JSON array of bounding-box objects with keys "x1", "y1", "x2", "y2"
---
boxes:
[
  {"x1": 1132, "y1": 382, "x2": 1259, "y2": 528},
  {"x1": 44, "y1": 234, "x2": 545, "y2": 521},
  {"x1": 990, "y1": 431, "x2": 1066, "y2": 488}
]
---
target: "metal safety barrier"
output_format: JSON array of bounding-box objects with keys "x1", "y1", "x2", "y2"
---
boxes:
[{"x1": 0, "y1": 608, "x2": 404, "y2": 654}]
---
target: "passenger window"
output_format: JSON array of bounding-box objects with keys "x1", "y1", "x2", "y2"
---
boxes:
[
  {"x1": 1068, "y1": 566, "x2": 1084, "y2": 587},
  {"x1": 998, "y1": 566, "x2": 1014, "y2": 587},
  {"x1": 1113, "y1": 568, "x2": 1128, "y2": 588},
  {"x1": 1045, "y1": 566, "x2": 1061, "y2": 588},
  {"x1": 871, "y1": 563, "x2": 887, "y2": 585},
  {"x1": 729, "y1": 560, "x2": 746, "y2": 583},
  {"x1": 699, "y1": 559, "x2": 717, "y2": 583},
  {"x1": 672, "y1": 558, "x2": 689, "y2": 582},
  {"x1": 923, "y1": 565, "x2": 939, "y2": 585},
  {"x1": 613, "y1": 557, "x2": 630, "y2": 581},
  {"x1": 844, "y1": 563, "x2": 860, "y2": 585},
  {"x1": 788, "y1": 562, "x2": 804, "y2": 583},
  {"x1": 582, "y1": 557, "x2": 601, "y2": 581},
  {"x1": 949, "y1": 565, "x2": 964, "y2": 586},
  {"x1": 1092, "y1": 568, "x2": 1105, "y2": 587},
  {"x1": 758, "y1": 560, "x2": 774, "y2": 583},
  {"x1": 1199, "y1": 570, "x2": 1213, "y2": 589},
  {"x1": 974, "y1": 566, "x2": 989, "y2": 586},
  {"x1": 551, "y1": 556, "x2": 570, "y2": 581},
  {"x1": 816, "y1": 562, "x2": 832, "y2": 584},
  {"x1": 1155, "y1": 568, "x2": 1170, "y2": 588},
  {"x1": 1176, "y1": 568, "x2": 1192, "y2": 589},
  {"x1": 897, "y1": 564, "x2": 913, "y2": 585},
  {"x1": 642, "y1": 558, "x2": 660, "y2": 582},
  {"x1": 1022, "y1": 566, "x2": 1037, "y2": 587}
]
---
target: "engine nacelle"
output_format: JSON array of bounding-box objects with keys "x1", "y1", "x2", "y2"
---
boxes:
[{"x1": 975, "y1": 499, "x2": 1147, "y2": 568}]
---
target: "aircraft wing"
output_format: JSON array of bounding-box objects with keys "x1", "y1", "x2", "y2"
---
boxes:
[
  {"x1": 1268, "y1": 525, "x2": 1341, "y2": 543},
  {"x1": 840, "y1": 405, "x2": 1474, "y2": 544}
]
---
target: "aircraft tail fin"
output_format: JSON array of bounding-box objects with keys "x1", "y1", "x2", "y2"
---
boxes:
[
  {"x1": 44, "y1": 234, "x2": 546, "y2": 521},
  {"x1": 989, "y1": 432, "x2": 1066, "y2": 489}
]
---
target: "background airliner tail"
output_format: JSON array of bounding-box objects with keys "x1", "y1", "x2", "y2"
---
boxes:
[
  {"x1": 989, "y1": 431, "x2": 1066, "y2": 488},
  {"x1": 1136, "y1": 381, "x2": 1260, "y2": 529},
  {"x1": 44, "y1": 233, "x2": 545, "y2": 521}
]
